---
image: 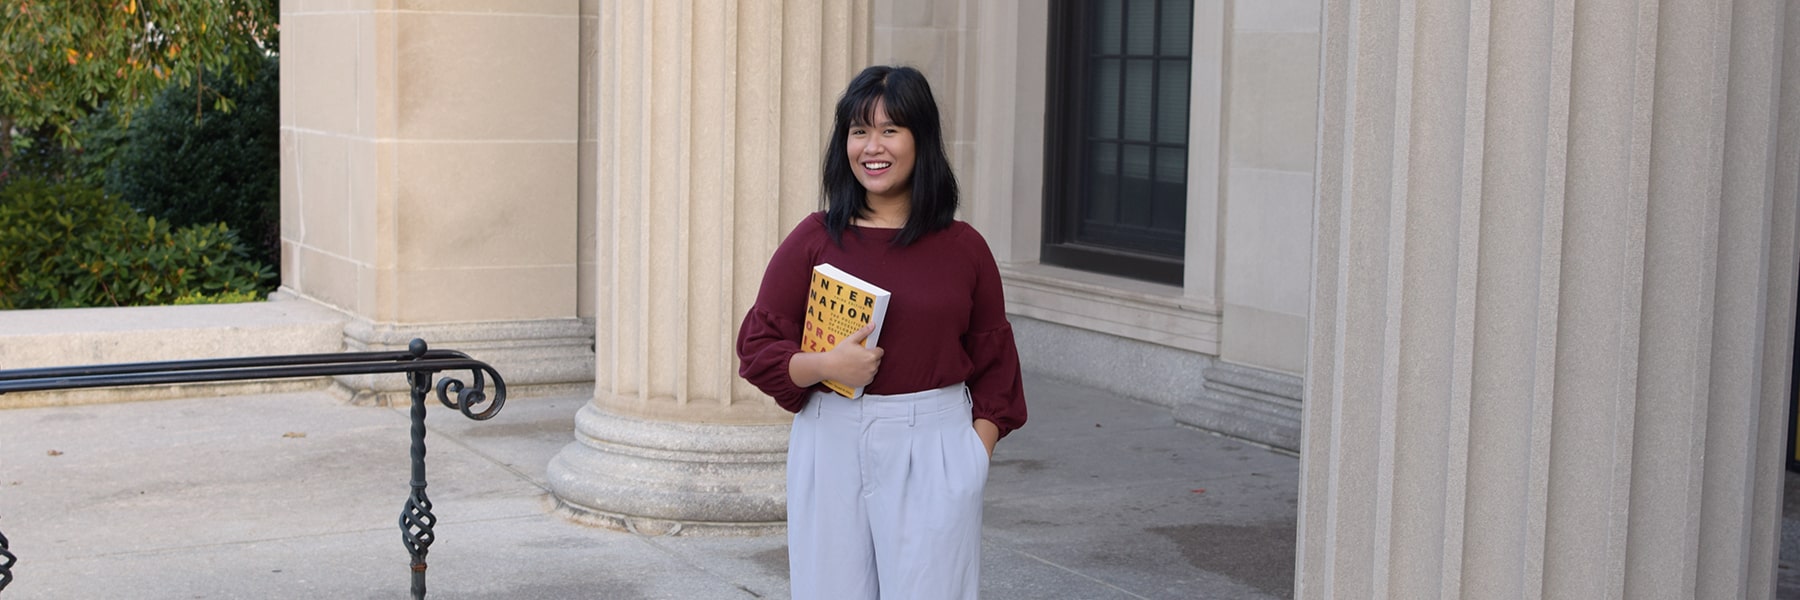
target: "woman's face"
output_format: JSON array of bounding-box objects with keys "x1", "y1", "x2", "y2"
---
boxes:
[{"x1": 846, "y1": 99, "x2": 916, "y2": 206}]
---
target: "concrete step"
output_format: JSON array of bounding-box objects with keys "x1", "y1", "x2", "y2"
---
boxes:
[{"x1": 0, "y1": 298, "x2": 347, "y2": 409}]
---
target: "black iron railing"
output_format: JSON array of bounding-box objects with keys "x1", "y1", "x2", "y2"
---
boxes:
[{"x1": 0, "y1": 339, "x2": 504, "y2": 599}]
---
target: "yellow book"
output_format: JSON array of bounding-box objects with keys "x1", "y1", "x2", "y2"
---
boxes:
[{"x1": 801, "y1": 263, "x2": 892, "y2": 398}]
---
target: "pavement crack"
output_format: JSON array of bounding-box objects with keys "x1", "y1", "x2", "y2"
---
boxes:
[
  {"x1": 996, "y1": 544, "x2": 1153, "y2": 600},
  {"x1": 985, "y1": 469, "x2": 1291, "y2": 505},
  {"x1": 636, "y1": 536, "x2": 769, "y2": 598}
]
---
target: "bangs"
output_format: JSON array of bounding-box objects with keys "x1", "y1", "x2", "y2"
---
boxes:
[{"x1": 844, "y1": 86, "x2": 912, "y2": 129}]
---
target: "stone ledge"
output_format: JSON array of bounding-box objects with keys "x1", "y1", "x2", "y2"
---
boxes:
[
  {"x1": 1000, "y1": 263, "x2": 1221, "y2": 356},
  {"x1": 0, "y1": 298, "x2": 350, "y2": 409},
  {"x1": 1011, "y1": 314, "x2": 1212, "y2": 410},
  {"x1": 331, "y1": 316, "x2": 596, "y2": 406},
  {"x1": 1175, "y1": 361, "x2": 1303, "y2": 452},
  {"x1": 0, "y1": 295, "x2": 598, "y2": 409},
  {"x1": 1013, "y1": 313, "x2": 1304, "y2": 452}
]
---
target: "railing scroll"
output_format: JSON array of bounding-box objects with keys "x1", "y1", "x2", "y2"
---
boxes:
[{"x1": 0, "y1": 338, "x2": 504, "y2": 599}]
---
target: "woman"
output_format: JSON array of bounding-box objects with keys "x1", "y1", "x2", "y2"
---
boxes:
[{"x1": 735, "y1": 65, "x2": 1027, "y2": 600}]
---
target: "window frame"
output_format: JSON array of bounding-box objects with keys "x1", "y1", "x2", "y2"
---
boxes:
[{"x1": 1042, "y1": 0, "x2": 1190, "y2": 286}]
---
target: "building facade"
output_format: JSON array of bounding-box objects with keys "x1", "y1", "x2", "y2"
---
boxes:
[{"x1": 277, "y1": 0, "x2": 1798, "y2": 597}]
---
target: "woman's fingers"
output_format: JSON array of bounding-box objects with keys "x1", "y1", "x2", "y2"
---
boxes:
[
  {"x1": 826, "y1": 324, "x2": 882, "y2": 387},
  {"x1": 843, "y1": 322, "x2": 876, "y2": 346}
]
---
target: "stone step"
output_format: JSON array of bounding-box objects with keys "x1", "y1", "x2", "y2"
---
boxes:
[{"x1": 0, "y1": 297, "x2": 347, "y2": 409}]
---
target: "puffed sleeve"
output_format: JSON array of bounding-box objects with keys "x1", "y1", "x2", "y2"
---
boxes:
[
  {"x1": 736, "y1": 215, "x2": 822, "y2": 412},
  {"x1": 959, "y1": 226, "x2": 1027, "y2": 438}
]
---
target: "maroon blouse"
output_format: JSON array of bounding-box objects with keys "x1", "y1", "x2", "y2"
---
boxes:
[{"x1": 736, "y1": 212, "x2": 1028, "y2": 438}]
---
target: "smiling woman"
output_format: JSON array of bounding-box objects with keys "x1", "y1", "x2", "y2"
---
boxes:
[
  {"x1": 819, "y1": 66, "x2": 961, "y2": 248},
  {"x1": 737, "y1": 65, "x2": 1027, "y2": 600}
]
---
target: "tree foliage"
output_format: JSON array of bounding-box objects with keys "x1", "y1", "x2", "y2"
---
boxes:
[
  {"x1": 0, "y1": 0, "x2": 278, "y2": 150},
  {"x1": 107, "y1": 57, "x2": 279, "y2": 268}
]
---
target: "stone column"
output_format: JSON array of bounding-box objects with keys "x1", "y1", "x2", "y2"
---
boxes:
[
  {"x1": 547, "y1": 0, "x2": 871, "y2": 534},
  {"x1": 279, "y1": 3, "x2": 593, "y2": 403},
  {"x1": 1303, "y1": 0, "x2": 1798, "y2": 598}
]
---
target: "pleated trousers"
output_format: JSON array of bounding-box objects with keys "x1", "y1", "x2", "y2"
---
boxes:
[{"x1": 786, "y1": 383, "x2": 989, "y2": 600}]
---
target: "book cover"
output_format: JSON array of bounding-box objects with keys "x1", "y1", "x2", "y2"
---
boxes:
[{"x1": 801, "y1": 263, "x2": 892, "y2": 398}]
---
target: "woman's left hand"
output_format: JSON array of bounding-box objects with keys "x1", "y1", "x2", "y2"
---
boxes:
[{"x1": 973, "y1": 418, "x2": 1000, "y2": 458}]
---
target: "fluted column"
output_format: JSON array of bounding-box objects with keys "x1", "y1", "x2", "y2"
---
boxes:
[
  {"x1": 547, "y1": 0, "x2": 871, "y2": 534},
  {"x1": 1302, "y1": 0, "x2": 1799, "y2": 598}
]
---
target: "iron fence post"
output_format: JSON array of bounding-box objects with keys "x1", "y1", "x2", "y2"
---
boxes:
[
  {"x1": 1, "y1": 529, "x2": 14, "y2": 592},
  {"x1": 401, "y1": 347, "x2": 439, "y2": 600}
]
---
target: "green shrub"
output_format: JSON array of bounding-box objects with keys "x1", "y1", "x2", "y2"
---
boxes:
[
  {"x1": 0, "y1": 104, "x2": 130, "y2": 192},
  {"x1": 104, "y1": 59, "x2": 280, "y2": 269},
  {"x1": 0, "y1": 177, "x2": 273, "y2": 309}
]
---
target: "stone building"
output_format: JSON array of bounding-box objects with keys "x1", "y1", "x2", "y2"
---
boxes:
[{"x1": 263, "y1": 0, "x2": 1798, "y2": 597}]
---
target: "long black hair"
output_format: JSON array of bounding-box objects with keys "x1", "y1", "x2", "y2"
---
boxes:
[{"x1": 821, "y1": 65, "x2": 960, "y2": 247}]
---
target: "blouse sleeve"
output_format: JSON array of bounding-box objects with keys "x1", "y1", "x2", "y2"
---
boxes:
[
  {"x1": 735, "y1": 216, "x2": 821, "y2": 412},
  {"x1": 959, "y1": 227, "x2": 1028, "y2": 438}
]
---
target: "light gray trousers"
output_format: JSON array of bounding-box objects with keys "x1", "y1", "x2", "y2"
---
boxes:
[{"x1": 786, "y1": 383, "x2": 989, "y2": 600}]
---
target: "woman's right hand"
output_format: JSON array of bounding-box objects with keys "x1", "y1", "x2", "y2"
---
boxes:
[
  {"x1": 824, "y1": 323, "x2": 884, "y2": 388},
  {"x1": 787, "y1": 323, "x2": 884, "y2": 389}
]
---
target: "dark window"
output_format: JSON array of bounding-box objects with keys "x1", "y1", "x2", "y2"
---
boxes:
[{"x1": 1044, "y1": 0, "x2": 1193, "y2": 285}]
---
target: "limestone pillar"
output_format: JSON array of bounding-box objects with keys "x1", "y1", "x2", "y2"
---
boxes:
[
  {"x1": 547, "y1": 0, "x2": 871, "y2": 534},
  {"x1": 1303, "y1": 1, "x2": 1800, "y2": 598},
  {"x1": 278, "y1": 3, "x2": 593, "y2": 403}
]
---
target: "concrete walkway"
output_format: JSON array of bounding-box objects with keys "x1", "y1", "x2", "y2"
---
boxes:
[{"x1": 0, "y1": 375, "x2": 1299, "y2": 599}]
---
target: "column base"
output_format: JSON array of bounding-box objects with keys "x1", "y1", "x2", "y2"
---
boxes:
[
  {"x1": 1175, "y1": 361, "x2": 1303, "y2": 452},
  {"x1": 547, "y1": 402, "x2": 789, "y2": 536}
]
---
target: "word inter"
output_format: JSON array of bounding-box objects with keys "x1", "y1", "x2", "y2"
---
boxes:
[{"x1": 807, "y1": 282, "x2": 877, "y2": 325}]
